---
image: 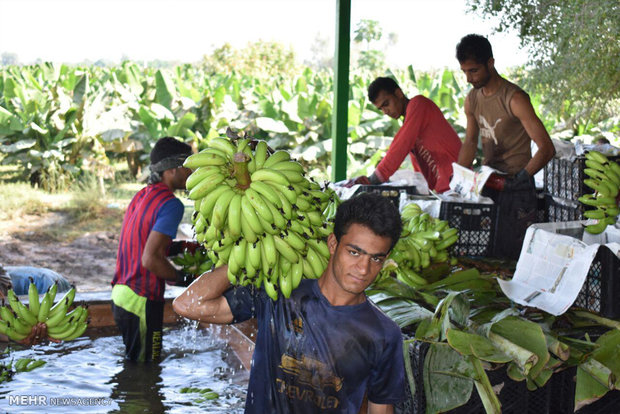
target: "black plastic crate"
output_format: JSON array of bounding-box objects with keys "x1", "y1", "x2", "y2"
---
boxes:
[
  {"x1": 544, "y1": 155, "x2": 620, "y2": 201},
  {"x1": 573, "y1": 245, "x2": 620, "y2": 319},
  {"x1": 576, "y1": 389, "x2": 620, "y2": 413},
  {"x1": 536, "y1": 189, "x2": 547, "y2": 223},
  {"x1": 544, "y1": 194, "x2": 584, "y2": 222},
  {"x1": 395, "y1": 340, "x2": 427, "y2": 414},
  {"x1": 439, "y1": 202, "x2": 497, "y2": 257},
  {"x1": 354, "y1": 185, "x2": 418, "y2": 207},
  {"x1": 396, "y1": 340, "x2": 576, "y2": 414}
]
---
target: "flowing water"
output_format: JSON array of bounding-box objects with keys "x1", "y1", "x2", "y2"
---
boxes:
[{"x1": 0, "y1": 324, "x2": 249, "y2": 413}]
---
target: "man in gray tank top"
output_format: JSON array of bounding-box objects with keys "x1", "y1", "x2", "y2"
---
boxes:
[{"x1": 455, "y1": 34, "x2": 555, "y2": 260}]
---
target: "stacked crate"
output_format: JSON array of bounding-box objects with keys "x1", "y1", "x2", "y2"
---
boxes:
[
  {"x1": 543, "y1": 157, "x2": 588, "y2": 222},
  {"x1": 543, "y1": 155, "x2": 620, "y2": 222}
]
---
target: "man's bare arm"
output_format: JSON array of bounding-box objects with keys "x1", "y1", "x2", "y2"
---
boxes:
[
  {"x1": 457, "y1": 95, "x2": 480, "y2": 168},
  {"x1": 142, "y1": 230, "x2": 177, "y2": 281},
  {"x1": 510, "y1": 91, "x2": 555, "y2": 176},
  {"x1": 367, "y1": 401, "x2": 393, "y2": 414},
  {"x1": 172, "y1": 266, "x2": 234, "y2": 324}
]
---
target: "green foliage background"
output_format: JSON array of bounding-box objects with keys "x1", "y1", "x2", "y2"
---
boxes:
[{"x1": 0, "y1": 32, "x2": 618, "y2": 192}]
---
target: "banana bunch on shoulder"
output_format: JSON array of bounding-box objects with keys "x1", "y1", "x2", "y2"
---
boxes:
[
  {"x1": 378, "y1": 203, "x2": 459, "y2": 289},
  {"x1": 0, "y1": 282, "x2": 88, "y2": 342},
  {"x1": 184, "y1": 136, "x2": 339, "y2": 301},
  {"x1": 579, "y1": 151, "x2": 620, "y2": 234},
  {"x1": 172, "y1": 247, "x2": 213, "y2": 276}
]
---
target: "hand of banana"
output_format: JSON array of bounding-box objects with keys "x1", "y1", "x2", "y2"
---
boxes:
[
  {"x1": 0, "y1": 282, "x2": 88, "y2": 343},
  {"x1": 578, "y1": 151, "x2": 620, "y2": 234},
  {"x1": 184, "y1": 136, "x2": 337, "y2": 301}
]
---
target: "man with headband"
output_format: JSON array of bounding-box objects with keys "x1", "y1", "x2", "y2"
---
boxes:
[{"x1": 111, "y1": 136, "x2": 197, "y2": 362}]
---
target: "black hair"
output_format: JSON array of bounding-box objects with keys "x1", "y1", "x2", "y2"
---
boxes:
[
  {"x1": 333, "y1": 193, "x2": 402, "y2": 251},
  {"x1": 150, "y1": 137, "x2": 192, "y2": 164},
  {"x1": 456, "y1": 34, "x2": 493, "y2": 64},
  {"x1": 368, "y1": 77, "x2": 400, "y2": 103}
]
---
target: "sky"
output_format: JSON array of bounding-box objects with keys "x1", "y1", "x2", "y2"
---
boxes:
[{"x1": 0, "y1": 0, "x2": 528, "y2": 70}]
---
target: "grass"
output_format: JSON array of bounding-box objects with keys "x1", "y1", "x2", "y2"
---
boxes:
[{"x1": 0, "y1": 168, "x2": 193, "y2": 243}]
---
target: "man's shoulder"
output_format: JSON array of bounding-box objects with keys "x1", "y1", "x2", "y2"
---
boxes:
[
  {"x1": 409, "y1": 94, "x2": 435, "y2": 107},
  {"x1": 366, "y1": 298, "x2": 403, "y2": 336}
]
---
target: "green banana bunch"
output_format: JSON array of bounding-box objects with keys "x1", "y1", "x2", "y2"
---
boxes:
[
  {"x1": 377, "y1": 203, "x2": 459, "y2": 290},
  {"x1": 578, "y1": 151, "x2": 620, "y2": 234},
  {"x1": 172, "y1": 247, "x2": 213, "y2": 276},
  {"x1": 0, "y1": 282, "x2": 89, "y2": 342},
  {"x1": 184, "y1": 136, "x2": 339, "y2": 301}
]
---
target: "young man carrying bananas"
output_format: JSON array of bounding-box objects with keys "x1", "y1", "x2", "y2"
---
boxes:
[
  {"x1": 111, "y1": 137, "x2": 199, "y2": 362},
  {"x1": 173, "y1": 193, "x2": 406, "y2": 413}
]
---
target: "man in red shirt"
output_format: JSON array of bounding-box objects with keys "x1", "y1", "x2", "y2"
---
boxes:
[{"x1": 352, "y1": 77, "x2": 462, "y2": 193}]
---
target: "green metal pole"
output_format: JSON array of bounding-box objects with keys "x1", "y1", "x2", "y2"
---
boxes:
[{"x1": 331, "y1": 0, "x2": 351, "y2": 182}]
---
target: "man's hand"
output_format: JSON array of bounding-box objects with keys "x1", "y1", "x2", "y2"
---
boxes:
[
  {"x1": 17, "y1": 322, "x2": 61, "y2": 346},
  {"x1": 484, "y1": 173, "x2": 506, "y2": 191},
  {"x1": 504, "y1": 169, "x2": 533, "y2": 192},
  {"x1": 343, "y1": 176, "x2": 371, "y2": 188},
  {"x1": 485, "y1": 170, "x2": 533, "y2": 192},
  {"x1": 168, "y1": 240, "x2": 200, "y2": 257}
]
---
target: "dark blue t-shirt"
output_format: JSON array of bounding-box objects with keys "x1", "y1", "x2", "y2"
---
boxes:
[{"x1": 224, "y1": 279, "x2": 405, "y2": 413}]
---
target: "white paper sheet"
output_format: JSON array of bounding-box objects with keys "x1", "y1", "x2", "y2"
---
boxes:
[{"x1": 498, "y1": 222, "x2": 620, "y2": 315}]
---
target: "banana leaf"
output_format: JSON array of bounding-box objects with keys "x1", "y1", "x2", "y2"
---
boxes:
[
  {"x1": 418, "y1": 268, "x2": 482, "y2": 291},
  {"x1": 446, "y1": 329, "x2": 512, "y2": 363},
  {"x1": 155, "y1": 69, "x2": 175, "y2": 110},
  {"x1": 489, "y1": 316, "x2": 550, "y2": 381},
  {"x1": 575, "y1": 366, "x2": 611, "y2": 411},
  {"x1": 367, "y1": 295, "x2": 433, "y2": 329},
  {"x1": 423, "y1": 342, "x2": 475, "y2": 413},
  {"x1": 589, "y1": 329, "x2": 620, "y2": 387}
]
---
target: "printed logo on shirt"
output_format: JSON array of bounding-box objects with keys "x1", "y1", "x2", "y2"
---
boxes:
[
  {"x1": 279, "y1": 354, "x2": 343, "y2": 391},
  {"x1": 479, "y1": 115, "x2": 501, "y2": 145},
  {"x1": 414, "y1": 142, "x2": 439, "y2": 183},
  {"x1": 289, "y1": 317, "x2": 303, "y2": 334},
  {"x1": 277, "y1": 354, "x2": 343, "y2": 409}
]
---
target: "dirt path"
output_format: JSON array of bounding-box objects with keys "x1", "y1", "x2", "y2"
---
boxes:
[{"x1": 0, "y1": 212, "x2": 118, "y2": 292}]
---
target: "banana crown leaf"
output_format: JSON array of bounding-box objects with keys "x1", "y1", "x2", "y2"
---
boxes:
[
  {"x1": 419, "y1": 268, "x2": 482, "y2": 291},
  {"x1": 423, "y1": 342, "x2": 475, "y2": 413},
  {"x1": 575, "y1": 366, "x2": 611, "y2": 411},
  {"x1": 369, "y1": 296, "x2": 434, "y2": 329},
  {"x1": 367, "y1": 277, "x2": 435, "y2": 307},
  {"x1": 589, "y1": 329, "x2": 620, "y2": 383},
  {"x1": 433, "y1": 291, "x2": 470, "y2": 341},
  {"x1": 489, "y1": 316, "x2": 550, "y2": 382},
  {"x1": 446, "y1": 329, "x2": 512, "y2": 364}
]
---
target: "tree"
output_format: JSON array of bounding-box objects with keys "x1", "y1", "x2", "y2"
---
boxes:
[
  {"x1": 201, "y1": 41, "x2": 298, "y2": 79},
  {"x1": 467, "y1": 0, "x2": 620, "y2": 130},
  {"x1": 353, "y1": 19, "x2": 386, "y2": 73}
]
